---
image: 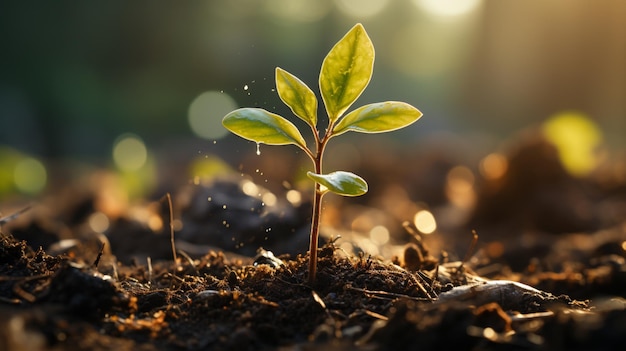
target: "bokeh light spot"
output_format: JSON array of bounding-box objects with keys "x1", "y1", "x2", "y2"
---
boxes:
[
  {"x1": 262, "y1": 192, "x2": 277, "y2": 207},
  {"x1": 541, "y1": 111, "x2": 603, "y2": 177},
  {"x1": 286, "y1": 189, "x2": 302, "y2": 206},
  {"x1": 370, "y1": 225, "x2": 390, "y2": 245},
  {"x1": 88, "y1": 212, "x2": 110, "y2": 233},
  {"x1": 446, "y1": 166, "x2": 475, "y2": 192},
  {"x1": 479, "y1": 153, "x2": 508, "y2": 180},
  {"x1": 14, "y1": 157, "x2": 47, "y2": 194},
  {"x1": 190, "y1": 155, "x2": 232, "y2": 180},
  {"x1": 188, "y1": 91, "x2": 237, "y2": 140},
  {"x1": 334, "y1": 0, "x2": 390, "y2": 18},
  {"x1": 241, "y1": 180, "x2": 260, "y2": 197},
  {"x1": 445, "y1": 166, "x2": 476, "y2": 209},
  {"x1": 414, "y1": 210, "x2": 437, "y2": 234},
  {"x1": 485, "y1": 241, "x2": 504, "y2": 258},
  {"x1": 112, "y1": 134, "x2": 148, "y2": 172},
  {"x1": 0, "y1": 147, "x2": 22, "y2": 194},
  {"x1": 413, "y1": 0, "x2": 483, "y2": 18}
]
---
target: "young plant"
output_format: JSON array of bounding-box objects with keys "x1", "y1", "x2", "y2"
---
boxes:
[{"x1": 222, "y1": 23, "x2": 422, "y2": 284}]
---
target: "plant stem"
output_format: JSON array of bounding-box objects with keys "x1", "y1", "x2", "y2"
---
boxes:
[
  {"x1": 307, "y1": 184, "x2": 323, "y2": 284},
  {"x1": 307, "y1": 124, "x2": 332, "y2": 284}
]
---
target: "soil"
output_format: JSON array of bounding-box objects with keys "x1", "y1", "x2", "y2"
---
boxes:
[{"x1": 2, "y1": 131, "x2": 626, "y2": 350}]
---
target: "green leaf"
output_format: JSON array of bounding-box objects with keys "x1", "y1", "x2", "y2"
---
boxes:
[
  {"x1": 331, "y1": 101, "x2": 423, "y2": 137},
  {"x1": 307, "y1": 171, "x2": 368, "y2": 197},
  {"x1": 275, "y1": 67, "x2": 317, "y2": 128},
  {"x1": 320, "y1": 23, "x2": 374, "y2": 122},
  {"x1": 223, "y1": 108, "x2": 307, "y2": 150}
]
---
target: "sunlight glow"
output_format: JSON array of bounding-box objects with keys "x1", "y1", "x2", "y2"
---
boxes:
[
  {"x1": 390, "y1": 22, "x2": 471, "y2": 78},
  {"x1": 334, "y1": 0, "x2": 390, "y2": 18},
  {"x1": 264, "y1": 0, "x2": 330, "y2": 22},
  {"x1": 413, "y1": 0, "x2": 483, "y2": 18}
]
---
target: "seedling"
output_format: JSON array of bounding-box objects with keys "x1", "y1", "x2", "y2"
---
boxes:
[{"x1": 222, "y1": 23, "x2": 422, "y2": 284}]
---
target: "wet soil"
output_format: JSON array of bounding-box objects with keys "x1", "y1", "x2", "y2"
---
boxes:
[{"x1": 2, "y1": 132, "x2": 626, "y2": 350}]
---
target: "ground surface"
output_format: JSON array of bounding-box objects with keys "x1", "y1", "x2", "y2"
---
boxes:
[{"x1": 2, "y1": 132, "x2": 626, "y2": 350}]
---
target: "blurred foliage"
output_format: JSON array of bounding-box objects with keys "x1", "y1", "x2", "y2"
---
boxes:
[{"x1": 0, "y1": 1, "x2": 624, "y2": 197}]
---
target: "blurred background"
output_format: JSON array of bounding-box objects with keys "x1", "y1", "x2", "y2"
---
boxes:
[{"x1": 0, "y1": 0, "x2": 624, "y2": 203}]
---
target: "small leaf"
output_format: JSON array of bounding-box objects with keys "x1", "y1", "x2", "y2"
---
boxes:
[
  {"x1": 276, "y1": 67, "x2": 317, "y2": 127},
  {"x1": 331, "y1": 101, "x2": 422, "y2": 137},
  {"x1": 223, "y1": 108, "x2": 307, "y2": 150},
  {"x1": 320, "y1": 23, "x2": 374, "y2": 122},
  {"x1": 307, "y1": 171, "x2": 368, "y2": 197}
]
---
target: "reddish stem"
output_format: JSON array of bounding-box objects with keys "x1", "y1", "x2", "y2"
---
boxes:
[
  {"x1": 307, "y1": 184, "x2": 323, "y2": 284},
  {"x1": 307, "y1": 124, "x2": 333, "y2": 284}
]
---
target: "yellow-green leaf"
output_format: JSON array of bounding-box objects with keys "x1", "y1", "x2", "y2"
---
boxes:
[
  {"x1": 320, "y1": 23, "x2": 374, "y2": 122},
  {"x1": 223, "y1": 108, "x2": 307, "y2": 150},
  {"x1": 331, "y1": 101, "x2": 422, "y2": 137},
  {"x1": 275, "y1": 67, "x2": 317, "y2": 128},
  {"x1": 307, "y1": 171, "x2": 368, "y2": 197}
]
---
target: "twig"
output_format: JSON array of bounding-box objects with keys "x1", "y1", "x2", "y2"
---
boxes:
[
  {"x1": 93, "y1": 241, "x2": 105, "y2": 268},
  {"x1": 0, "y1": 204, "x2": 33, "y2": 226},
  {"x1": 160, "y1": 193, "x2": 178, "y2": 274},
  {"x1": 346, "y1": 284, "x2": 431, "y2": 302},
  {"x1": 147, "y1": 257, "x2": 153, "y2": 286},
  {"x1": 177, "y1": 249, "x2": 199, "y2": 276},
  {"x1": 459, "y1": 230, "x2": 479, "y2": 271},
  {"x1": 430, "y1": 264, "x2": 440, "y2": 293},
  {"x1": 363, "y1": 309, "x2": 388, "y2": 321},
  {"x1": 407, "y1": 270, "x2": 435, "y2": 300},
  {"x1": 0, "y1": 296, "x2": 21, "y2": 304},
  {"x1": 13, "y1": 281, "x2": 36, "y2": 303},
  {"x1": 0, "y1": 274, "x2": 49, "y2": 282}
]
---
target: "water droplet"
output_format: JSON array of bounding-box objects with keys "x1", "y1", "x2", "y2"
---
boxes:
[
  {"x1": 243, "y1": 84, "x2": 249, "y2": 91},
  {"x1": 256, "y1": 143, "x2": 261, "y2": 156},
  {"x1": 222, "y1": 205, "x2": 227, "y2": 210}
]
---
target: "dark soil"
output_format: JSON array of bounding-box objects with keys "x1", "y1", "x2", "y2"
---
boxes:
[{"x1": 2, "y1": 132, "x2": 626, "y2": 350}]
